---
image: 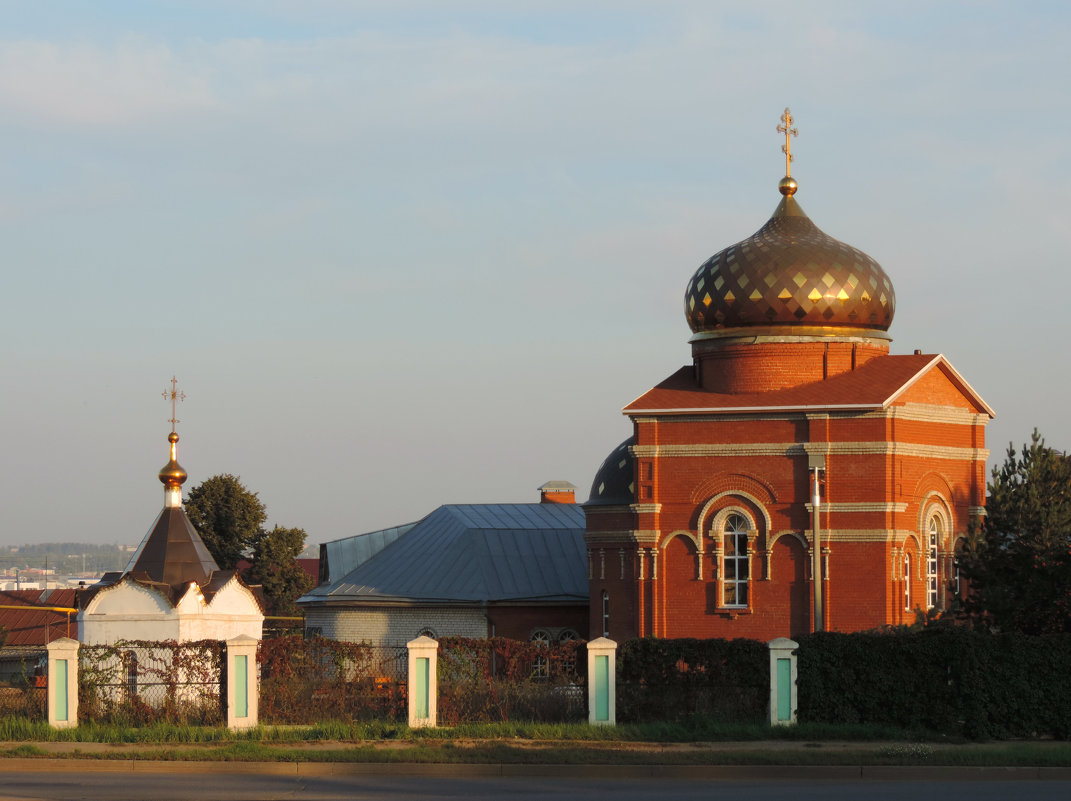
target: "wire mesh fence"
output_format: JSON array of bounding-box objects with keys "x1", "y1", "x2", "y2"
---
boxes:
[
  {"x1": 437, "y1": 636, "x2": 586, "y2": 724},
  {"x1": 0, "y1": 683, "x2": 46, "y2": 721},
  {"x1": 258, "y1": 635, "x2": 408, "y2": 723},
  {"x1": 79, "y1": 640, "x2": 225, "y2": 726}
]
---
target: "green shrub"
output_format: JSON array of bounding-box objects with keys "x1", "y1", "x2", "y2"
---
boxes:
[
  {"x1": 796, "y1": 627, "x2": 1071, "y2": 739},
  {"x1": 616, "y1": 637, "x2": 767, "y2": 723}
]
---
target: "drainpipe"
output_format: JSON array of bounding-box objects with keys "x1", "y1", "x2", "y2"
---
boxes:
[{"x1": 809, "y1": 455, "x2": 826, "y2": 632}]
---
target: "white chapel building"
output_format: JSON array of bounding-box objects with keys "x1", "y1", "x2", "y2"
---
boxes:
[{"x1": 76, "y1": 425, "x2": 264, "y2": 644}]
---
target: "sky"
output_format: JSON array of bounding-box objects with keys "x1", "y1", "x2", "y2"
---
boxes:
[{"x1": 2, "y1": 1, "x2": 1069, "y2": 550}]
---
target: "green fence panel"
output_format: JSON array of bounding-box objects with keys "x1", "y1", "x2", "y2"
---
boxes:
[
  {"x1": 235, "y1": 654, "x2": 248, "y2": 718},
  {"x1": 54, "y1": 659, "x2": 68, "y2": 722},
  {"x1": 595, "y1": 654, "x2": 609, "y2": 721},
  {"x1": 415, "y1": 657, "x2": 429, "y2": 719},
  {"x1": 776, "y1": 657, "x2": 791, "y2": 722}
]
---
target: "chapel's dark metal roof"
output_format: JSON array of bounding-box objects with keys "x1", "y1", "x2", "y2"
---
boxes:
[
  {"x1": 299, "y1": 503, "x2": 587, "y2": 606},
  {"x1": 123, "y1": 507, "x2": 220, "y2": 588},
  {"x1": 684, "y1": 189, "x2": 895, "y2": 336}
]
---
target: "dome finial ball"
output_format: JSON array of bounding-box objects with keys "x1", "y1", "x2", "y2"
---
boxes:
[{"x1": 778, "y1": 176, "x2": 798, "y2": 196}]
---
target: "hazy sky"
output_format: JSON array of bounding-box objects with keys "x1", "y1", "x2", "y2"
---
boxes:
[{"x1": 2, "y1": 1, "x2": 1068, "y2": 549}]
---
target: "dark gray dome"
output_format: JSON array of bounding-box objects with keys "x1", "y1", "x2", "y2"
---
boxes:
[{"x1": 585, "y1": 438, "x2": 635, "y2": 506}]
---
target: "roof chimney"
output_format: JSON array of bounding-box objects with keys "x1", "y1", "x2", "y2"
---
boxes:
[{"x1": 538, "y1": 481, "x2": 577, "y2": 504}]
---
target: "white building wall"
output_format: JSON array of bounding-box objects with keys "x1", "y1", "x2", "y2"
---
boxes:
[
  {"x1": 77, "y1": 577, "x2": 263, "y2": 645},
  {"x1": 305, "y1": 607, "x2": 487, "y2": 646}
]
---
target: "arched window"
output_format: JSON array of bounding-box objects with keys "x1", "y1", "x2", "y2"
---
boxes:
[
  {"x1": 416, "y1": 627, "x2": 437, "y2": 640},
  {"x1": 927, "y1": 517, "x2": 940, "y2": 609},
  {"x1": 530, "y1": 629, "x2": 551, "y2": 679},
  {"x1": 601, "y1": 591, "x2": 610, "y2": 637},
  {"x1": 722, "y1": 513, "x2": 749, "y2": 607},
  {"x1": 903, "y1": 554, "x2": 911, "y2": 611}
]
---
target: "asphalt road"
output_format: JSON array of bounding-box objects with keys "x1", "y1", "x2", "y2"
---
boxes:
[{"x1": 2, "y1": 771, "x2": 1071, "y2": 801}]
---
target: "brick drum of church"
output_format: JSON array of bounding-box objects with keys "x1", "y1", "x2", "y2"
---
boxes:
[{"x1": 583, "y1": 136, "x2": 993, "y2": 643}]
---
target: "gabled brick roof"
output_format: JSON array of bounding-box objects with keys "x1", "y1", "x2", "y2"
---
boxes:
[
  {"x1": 624, "y1": 353, "x2": 994, "y2": 416},
  {"x1": 0, "y1": 589, "x2": 77, "y2": 646}
]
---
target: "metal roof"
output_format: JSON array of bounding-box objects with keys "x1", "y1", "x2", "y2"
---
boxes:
[
  {"x1": 299, "y1": 503, "x2": 587, "y2": 606},
  {"x1": 0, "y1": 589, "x2": 77, "y2": 646},
  {"x1": 319, "y1": 522, "x2": 415, "y2": 586},
  {"x1": 124, "y1": 507, "x2": 220, "y2": 587}
]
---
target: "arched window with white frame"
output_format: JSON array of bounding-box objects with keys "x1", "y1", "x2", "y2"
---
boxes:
[
  {"x1": 927, "y1": 516, "x2": 940, "y2": 610},
  {"x1": 903, "y1": 553, "x2": 911, "y2": 611},
  {"x1": 722, "y1": 513, "x2": 750, "y2": 607}
]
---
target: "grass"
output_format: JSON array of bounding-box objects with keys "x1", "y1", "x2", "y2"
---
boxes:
[
  {"x1": 2, "y1": 716, "x2": 1069, "y2": 767},
  {"x1": 0, "y1": 717, "x2": 933, "y2": 745}
]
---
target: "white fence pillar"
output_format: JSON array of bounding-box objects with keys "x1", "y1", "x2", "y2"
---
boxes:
[
  {"x1": 586, "y1": 637, "x2": 617, "y2": 726},
  {"x1": 47, "y1": 637, "x2": 79, "y2": 729},
  {"x1": 768, "y1": 637, "x2": 798, "y2": 726},
  {"x1": 225, "y1": 635, "x2": 259, "y2": 731},
  {"x1": 407, "y1": 636, "x2": 438, "y2": 728}
]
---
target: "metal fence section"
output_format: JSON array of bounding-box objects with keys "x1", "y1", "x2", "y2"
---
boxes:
[
  {"x1": 437, "y1": 636, "x2": 586, "y2": 724},
  {"x1": 79, "y1": 640, "x2": 225, "y2": 725},
  {"x1": 0, "y1": 683, "x2": 45, "y2": 721},
  {"x1": 258, "y1": 635, "x2": 408, "y2": 723}
]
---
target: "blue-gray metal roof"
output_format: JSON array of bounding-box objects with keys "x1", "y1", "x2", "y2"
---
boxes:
[
  {"x1": 320, "y1": 522, "x2": 416, "y2": 585},
  {"x1": 299, "y1": 503, "x2": 587, "y2": 606}
]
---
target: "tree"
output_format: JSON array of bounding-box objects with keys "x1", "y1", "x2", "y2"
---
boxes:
[
  {"x1": 961, "y1": 430, "x2": 1071, "y2": 634},
  {"x1": 184, "y1": 474, "x2": 267, "y2": 570},
  {"x1": 247, "y1": 526, "x2": 315, "y2": 616}
]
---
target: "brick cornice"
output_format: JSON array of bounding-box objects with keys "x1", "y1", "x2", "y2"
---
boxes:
[
  {"x1": 805, "y1": 502, "x2": 909, "y2": 513},
  {"x1": 632, "y1": 442, "x2": 989, "y2": 461},
  {"x1": 631, "y1": 404, "x2": 989, "y2": 427}
]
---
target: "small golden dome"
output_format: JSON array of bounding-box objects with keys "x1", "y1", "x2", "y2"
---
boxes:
[
  {"x1": 158, "y1": 432, "x2": 187, "y2": 488},
  {"x1": 778, "y1": 176, "x2": 798, "y2": 196}
]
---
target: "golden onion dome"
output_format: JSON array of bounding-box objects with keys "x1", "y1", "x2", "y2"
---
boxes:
[
  {"x1": 684, "y1": 181, "x2": 895, "y2": 337},
  {"x1": 158, "y1": 431, "x2": 188, "y2": 488}
]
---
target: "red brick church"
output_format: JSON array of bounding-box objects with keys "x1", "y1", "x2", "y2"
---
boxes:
[{"x1": 584, "y1": 113, "x2": 993, "y2": 641}]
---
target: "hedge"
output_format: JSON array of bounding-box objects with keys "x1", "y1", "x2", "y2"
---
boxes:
[
  {"x1": 796, "y1": 627, "x2": 1071, "y2": 739},
  {"x1": 616, "y1": 637, "x2": 768, "y2": 723}
]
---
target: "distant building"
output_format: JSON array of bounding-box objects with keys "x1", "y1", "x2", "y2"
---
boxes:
[
  {"x1": 585, "y1": 128, "x2": 993, "y2": 642},
  {"x1": 299, "y1": 483, "x2": 588, "y2": 646}
]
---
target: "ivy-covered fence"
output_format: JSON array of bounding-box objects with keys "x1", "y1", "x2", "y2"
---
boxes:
[
  {"x1": 796, "y1": 628, "x2": 1071, "y2": 739},
  {"x1": 437, "y1": 636, "x2": 585, "y2": 723},
  {"x1": 616, "y1": 637, "x2": 769, "y2": 723},
  {"x1": 258, "y1": 635, "x2": 407, "y2": 723},
  {"x1": 79, "y1": 640, "x2": 224, "y2": 725},
  {"x1": 0, "y1": 675, "x2": 45, "y2": 721}
]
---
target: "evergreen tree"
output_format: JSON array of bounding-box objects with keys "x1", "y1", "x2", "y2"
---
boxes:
[
  {"x1": 247, "y1": 526, "x2": 315, "y2": 616},
  {"x1": 961, "y1": 430, "x2": 1071, "y2": 633}
]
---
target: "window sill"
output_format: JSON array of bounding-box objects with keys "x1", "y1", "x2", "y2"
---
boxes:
[{"x1": 716, "y1": 606, "x2": 752, "y2": 617}]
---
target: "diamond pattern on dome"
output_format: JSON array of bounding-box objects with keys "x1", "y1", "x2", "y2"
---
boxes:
[
  {"x1": 684, "y1": 195, "x2": 896, "y2": 333},
  {"x1": 586, "y1": 438, "x2": 635, "y2": 507}
]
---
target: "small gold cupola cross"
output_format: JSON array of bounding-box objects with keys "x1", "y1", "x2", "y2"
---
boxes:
[
  {"x1": 777, "y1": 108, "x2": 798, "y2": 177},
  {"x1": 162, "y1": 376, "x2": 186, "y2": 433},
  {"x1": 159, "y1": 377, "x2": 188, "y2": 508}
]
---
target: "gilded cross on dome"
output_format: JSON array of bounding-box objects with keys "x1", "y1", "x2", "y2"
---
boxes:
[
  {"x1": 777, "y1": 108, "x2": 798, "y2": 176},
  {"x1": 162, "y1": 376, "x2": 186, "y2": 433}
]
